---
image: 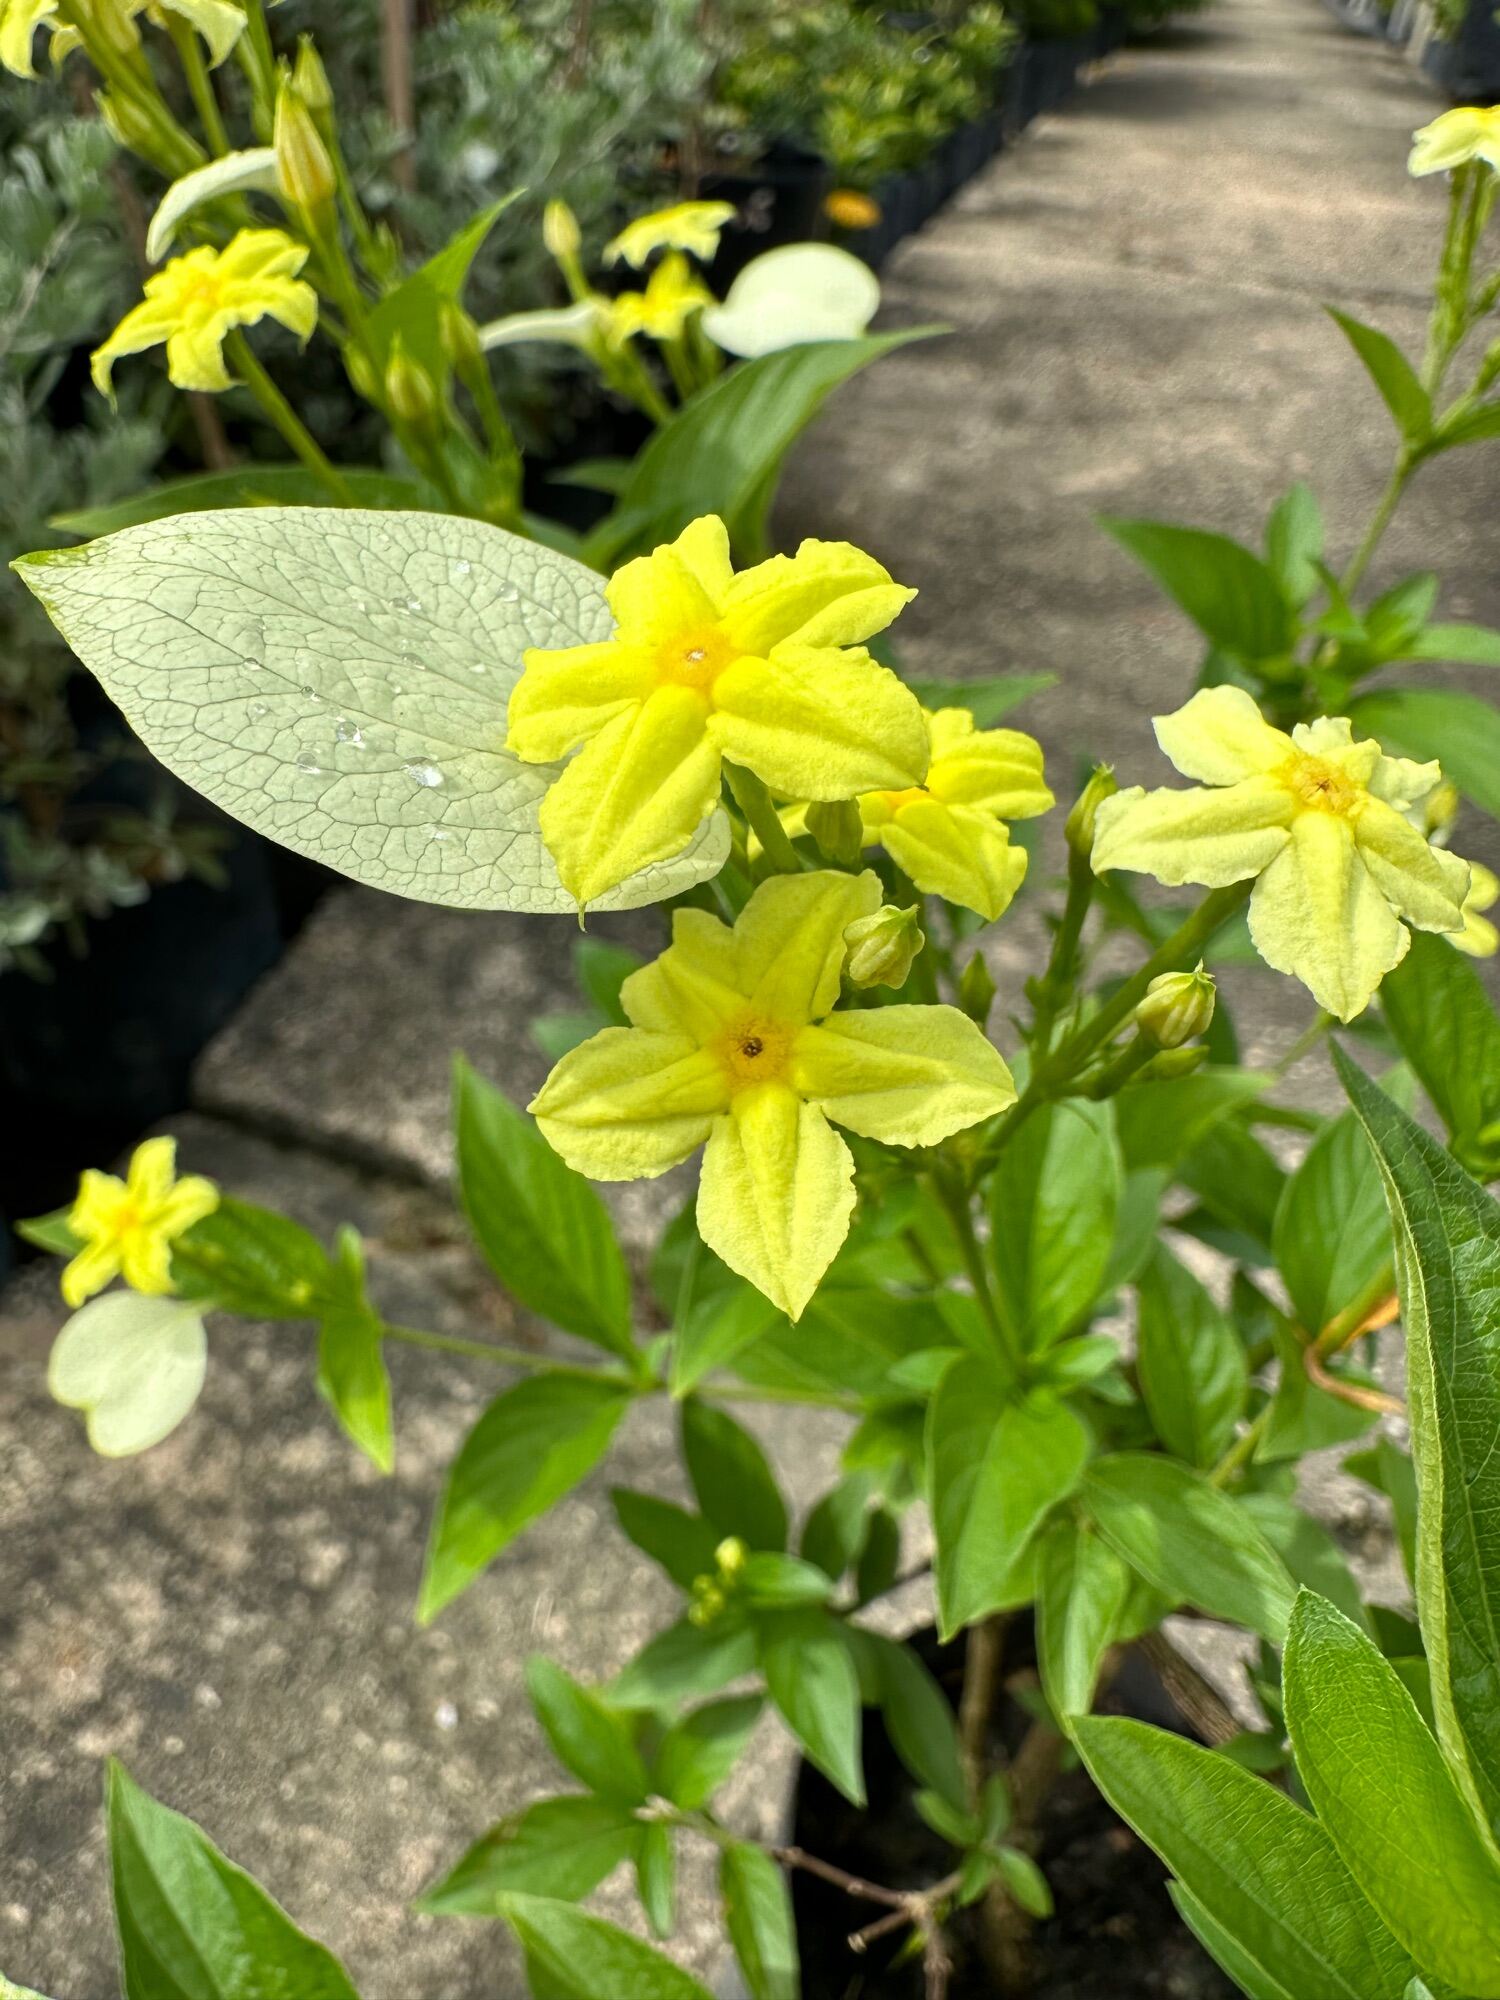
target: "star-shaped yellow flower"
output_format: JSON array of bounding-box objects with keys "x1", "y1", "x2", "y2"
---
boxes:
[
  {"x1": 507, "y1": 515, "x2": 929, "y2": 909},
  {"x1": 62, "y1": 1136, "x2": 219, "y2": 1308},
  {"x1": 1091, "y1": 686, "x2": 1470, "y2": 1020},
  {"x1": 92, "y1": 229, "x2": 317, "y2": 397},
  {"x1": 4, "y1": 0, "x2": 245, "y2": 76},
  {"x1": 1409, "y1": 105, "x2": 1500, "y2": 176},
  {"x1": 530, "y1": 870, "x2": 1016, "y2": 1319},
  {"x1": 607, "y1": 253, "x2": 715, "y2": 346},
  {"x1": 604, "y1": 200, "x2": 737, "y2": 269},
  {"x1": 856, "y1": 707, "x2": 1053, "y2": 920}
]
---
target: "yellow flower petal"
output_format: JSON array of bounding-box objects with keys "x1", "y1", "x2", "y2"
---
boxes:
[
  {"x1": 91, "y1": 295, "x2": 184, "y2": 396},
  {"x1": 529, "y1": 1027, "x2": 729, "y2": 1178},
  {"x1": 696, "y1": 1084, "x2": 855, "y2": 1320},
  {"x1": 165, "y1": 318, "x2": 235, "y2": 392},
  {"x1": 61, "y1": 1239, "x2": 124, "y2": 1311},
  {"x1": 538, "y1": 686, "x2": 721, "y2": 908},
  {"x1": 794, "y1": 1005, "x2": 1016, "y2": 1148},
  {"x1": 155, "y1": 0, "x2": 246, "y2": 65},
  {"x1": 604, "y1": 200, "x2": 737, "y2": 269},
  {"x1": 120, "y1": 1228, "x2": 176, "y2": 1296},
  {"x1": 1154, "y1": 685, "x2": 1294, "y2": 786},
  {"x1": 734, "y1": 869, "x2": 881, "y2": 1023},
  {"x1": 1353, "y1": 798, "x2": 1470, "y2": 933},
  {"x1": 69, "y1": 1166, "x2": 128, "y2": 1240},
  {"x1": 924, "y1": 711, "x2": 1053, "y2": 818},
  {"x1": 154, "y1": 1173, "x2": 221, "y2": 1238},
  {"x1": 711, "y1": 644, "x2": 929, "y2": 800},
  {"x1": 1409, "y1": 106, "x2": 1500, "y2": 176},
  {"x1": 719, "y1": 539, "x2": 915, "y2": 655},
  {"x1": 507, "y1": 642, "x2": 655, "y2": 762},
  {"x1": 126, "y1": 1134, "x2": 179, "y2": 1206},
  {"x1": 1249, "y1": 812, "x2": 1406, "y2": 1020},
  {"x1": 1369, "y1": 751, "x2": 1444, "y2": 813},
  {"x1": 1091, "y1": 777, "x2": 1294, "y2": 886},
  {"x1": 672, "y1": 514, "x2": 736, "y2": 603},
  {"x1": 1, "y1": 0, "x2": 56, "y2": 76},
  {"x1": 621, "y1": 908, "x2": 747, "y2": 1042},
  {"x1": 879, "y1": 797, "x2": 1028, "y2": 921},
  {"x1": 1453, "y1": 860, "x2": 1499, "y2": 957},
  {"x1": 605, "y1": 538, "x2": 720, "y2": 640}
]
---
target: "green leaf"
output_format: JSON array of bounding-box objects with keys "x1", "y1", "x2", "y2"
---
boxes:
[
  {"x1": 1082, "y1": 1455, "x2": 1296, "y2": 1643},
  {"x1": 740, "y1": 1552, "x2": 834, "y2": 1609},
  {"x1": 611, "y1": 1620, "x2": 759, "y2": 1710},
  {"x1": 996, "y1": 1848, "x2": 1052, "y2": 1919},
  {"x1": 680, "y1": 1401, "x2": 788, "y2": 1552},
  {"x1": 575, "y1": 938, "x2": 644, "y2": 1023},
  {"x1": 1167, "y1": 1881, "x2": 1302, "y2": 2000},
  {"x1": 758, "y1": 1608, "x2": 864, "y2": 1805},
  {"x1": 986, "y1": 1098, "x2": 1121, "y2": 1351},
  {"x1": 453, "y1": 1058, "x2": 635, "y2": 1357},
  {"x1": 107, "y1": 1761, "x2": 361, "y2": 2000},
  {"x1": 1258, "y1": 1320, "x2": 1377, "y2": 1465},
  {"x1": 1433, "y1": 398, "x2": 1500, "y2": 448},
  {"x1": 1264, "y1": 483, "x2": 1323, "y2": 608},
  {"x1": 670, "y1": 1285, "x2": 781, "y2": 1395},
  {"x1": 1239, "y1": 1496, "x2": 1368, "y2": 1631},
  {"x1": 1326, "y1": 309, "x2": 1432, "y2": 444},
  {"x1": 801, "y1": 1472, "x2": 879, "y2": 1582},
  {"x1": 904, "y1": 671, "x2": 1056, "y2": 725},
  {"x1": 850, "y1": 1629, "x2": 966, "y2": 1811},
  {"x1": 14, "y1": 511, "x2": 726, "y2": 915},
  {"x1": 1272, "y1": 1111, "x2": 1391, "y2": 1336},
  {"x1": 611, "y1": 1491, "x2": 721, "y2": 1591},
  {"x1": 420, "y1": 1796, "x2": 641, "y2": 1912},
  {"x1": 928, "y1": 1360, "x2": 1088, "y2": 1638},
  {"x1": 635, "y1": 1821, "x2": 676, "y2": 1939},
  {"x1": 720, "y1": 1843, "x2": 800, "y2": 2000},
  {"x1": 525, "y1": 1657, "x2": 651, "y2": 1805},
  {"x1": 1336, "y1": 1045, "x2": 1500, "y2": 1837},
  {"x1": 1114, "y1": 1069, "x2": 1266, "y2": 1173},
  {"x1": 654, "y1": 1696, "x2": 763, "y2": 1810},
  {"x1": 316, "y1": 1233, "x2": 393, "y2": 1474},
  {"x1": 14, "y1": 1206, "x2": 81, "y2": 1256},
  {"x1": 498, "y1": 1894, "x2": 715, "y2": 2000},
  {"x1": 419, "y1": 1376, "x2": 630, "y2": 1622},
  {"x1": 1100, "y1": 518, "x2": 1295, "y2": 660},
  {"x1": 1035, "y1": 1518, "x2": 1132, "y2": 1722},
  {"x1": 1403, "y1": 620, "x2": 1500, "y2": 666},
  {"x1": 1285, "y1": 1592, "x2": 1500, "y2": 1995},
  {"x1": 1134, "y1": 1244, "x2": 1248, "y2": 1467},
  {"x1": 53, "y1": 467, "x2": 427, "y2": 537},
  {"x1": 1379, "y1": 931, "x2": 1500, "y2": 1178},
  {"x1": 585, "y1": 332, "x2": 935, "y2": 567},
  {"x1": 1178, "y1": 1119, "x2": 1287, "y2": 1255},
  {"x1": 1349, "y1": 686, "x2": 1500, "y2": 818},
  {"x1": 1076, "y1": 1717, "x2": 1417, "y2": 2000},
  {"x1": 172, "y1": 1198, "x2": 338, "y2": 1319},
  {"x1": 365, "y1": 196, "x2": 517, "y2": 389}
]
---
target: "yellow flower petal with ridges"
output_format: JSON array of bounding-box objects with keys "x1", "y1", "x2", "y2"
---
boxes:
[
  {"x1": 154, "y1": 0, "x2": 246, "y2": 66},
  {"x1": 61, "y1": 1135, "x2": 218, "y2": 1307},
  {"x1": 1094, "y1": 684, "x2": 1469, "y2": 1019},
  {"x1": 1453, "y1": 860, "x2": 1499, "y2": 956},
  {"x1": 0, "y1": 0, "x2": 56, "y2": 76},
  {"x1": 924, "y1": 708, "x2": 1054, "y2": 818},
  {"x1": 698, "y1": 1084, "x2": 856, "y2": 1321},
  {"x1": 92, "y1": 229, "x2": 316, "y2": 398},
  {"x1": 1409, "y1": 104, "x2": 1500, "y2": 176},
  {"x1": 876, "y1": 795, "x2": 1029, "y2": 922},
  {"x1": 528, "y1": 871, "x2": 1014, "y2": 1318},
  {"x1": 510, "y1": 517, "x2": 924, "y2": 908},
  {"x1": 607, "y1": 253, "x2": 714, "y2": 345},
  {"x1": 605, "y1": 200, "x2": 737, "y2": 269}
]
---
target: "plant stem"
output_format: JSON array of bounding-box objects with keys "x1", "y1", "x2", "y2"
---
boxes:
[
  {"x1": 1029, "y1": 852, "x2": 1094, "y2": 1053},
  {"x1": 724, "y1": 764, "x2": 801, "y2": 875},
  {"x1": 1339, "y1": 451, "x2": 1412, "y2": 597},
  {"x1": 1209, "y1": 1406, "x2": 1268, "y2": 1487},
  {"x1": 933, "y1": 1166, "x2": 1020, "y2": 1381},
  {"x1": 166, "y1": 13, "x2": 230, "y2": 156},
  {"x1": 1271, "y1": 1008, "x2": 1334, "y2": 1079},
  {"x1": 957, "y1": 1613, "x2": 1006, "y2": 1806},
  {"x1": 382, "y1": 1322, "x2": 633, "y2": 1382},
  {"x1": 225, "y1": 333, "x2": 355, "y2": 504}
]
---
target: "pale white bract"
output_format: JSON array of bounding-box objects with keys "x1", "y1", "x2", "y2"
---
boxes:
[
  {"x1": 145, "y1": 148, "x2": 281, "y2": 264},
  {"x1": 701, "y1": 245, "x2": 882, "y2": 359},
  {"x1": 48, "y1": 1293, "x2": 209, "y2": 1456}
]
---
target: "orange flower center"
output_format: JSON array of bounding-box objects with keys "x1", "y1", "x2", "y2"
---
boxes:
[
  {"x1": 1283, "y1": 753, "x2": 1362, "y2": 818},
  {"x1": 714, "y1": 1013, "x2": 797, "y2": 1090},
  {"x1": 655, "y1": 623, "x2": 737, "y2": 693}
]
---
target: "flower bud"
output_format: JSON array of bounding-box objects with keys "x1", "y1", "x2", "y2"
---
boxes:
[
  {"x1": 687, "y1": 1577, "x2": 726, "y2": 1628},
  {"x1": 1065, "y1": 763, "x2": 1118, "y2": 861},
  {"x1": 843, "y1": 905, "x2": 925, "y2": 990},
  {"x1": 1134, "y1": 963, "x2": 1216, "y2": 1049},
  {"x1": 714, "y1": 1536, "x2": 749, "y2": 1582},
  {"x1": 344, "y1": 343, "x2": 379, "y2": 404},
  {"x1": 1422, "y1": 779, "x2": 1460, "y2": 843},
  {"x1": 1139, "y1": 1045, "x2": 1209, "y2": 1081},
  {"x1": 543, "y1": 198, "x2": 582, "y2": 262},
  {"x1": 292, "y1": 35, "x2": 333, "y2": 117},
  {"x1": 384, "y1": 335, "x2": 439, "y2": 427},
  {"x1": 958, "y1": 948, "x2": 997, "y2": 1026},
  {"x1": 440, "y1": 300, "x2": 484, "y2": 374},
  {"x1": 805, "y1": 798, "x2": 864, "y2": 865},
  {"x1": 275, "y1": 81, "x2": 336, "y2": 216},
  {"x1": 95, "y1": 86, "x2": 164, "y2": 161}
]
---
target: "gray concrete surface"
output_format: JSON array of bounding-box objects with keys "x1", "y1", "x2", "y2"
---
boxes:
[{"x1": 4, "y1": 0, "x2": 1489, "y2": 1992}]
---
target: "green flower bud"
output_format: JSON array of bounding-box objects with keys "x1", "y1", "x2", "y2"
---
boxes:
[
  {"x1": 293, "y1": 35, "x2": 334, "y2": 116},
  {"x1": 440, "y1": 300, "x2": 485, "y2": 374},
  {"x1": 1139, "y1": 1044, "x2": 1209, "y2": 1081},
  {"x1": 1065, "y1": 763, "x2": 1118, "y2": 861},
  {"x1": 384, "y1": 335, "x2": 439, "y2": 427},
  {"x1": 687, "y1": 1576, "x2": 727, "y2": 1628},
  {"x1": 275, "y1": 81, "x2": 336, "y2": 215},
  {"x1": 843, "y1": 904, "x2": 925, "y2": 990},
  {"x1": 344, "y1": 342, "x2": 379, "y2": 404},
  {"x1": 543, "y1": 198, "x2": 582, "y2": 261},
  {"x1": 805, "y1": 798, "x2": 864, "y2": 865},
  {"x1": 958, "y1": 948, "x2": 997, "y2": 1026},
  {"x1": 1134, "y1": 963, "x2": 1216, "y2": 1049},
  {"x1": 714, "y1": 1536, "x2": 749, "y2": 1583},
  {"x1": 95, "y1": 86, "x2": 164, "y2": 161}
]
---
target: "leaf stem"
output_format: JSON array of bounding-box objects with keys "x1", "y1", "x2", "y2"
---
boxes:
[
  {"x1": 724, "y1": 763, "x2": 801, "y2": 876},
  {"x1": 1339, "y1": 452, "x2": 1412, "y2": 598},
  {"x1": 225, "y1": 333, "x2": 355, "y2": 505}
]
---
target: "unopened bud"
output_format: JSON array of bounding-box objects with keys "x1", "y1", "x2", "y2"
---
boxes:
[
  {"x1": 1422, "y1": 779, "x2": 1460, "y2": 843},
  {"x1": 440, "y1": 300, "x2": 484, "y2": 374},
  {"x1": 843, "y1": 905, "x2": 925, "y2": 990},
  {"x1": 95, "y1": 86, "x2": 162, "y2": 158},
  {"x1": 343, "y1": 343, "x2": 379, "y2": 403},
  {"x1": 805, "y1": 798, "x2": 864, "y2": 865},
  {"x1": 292, "y1": 35, "x2": 333, "y2": 117},
  {"x1": 275, "y1": 81, "x2": 336, "y2": 215},
  {"x1": 543, "y1": 198, "x2": 582, "y2": 262},
  {"x1": 714, "y1": 1536, "x2": 749, "y2": 1583},
  {"x1": 1140, "y1": 1044, "x2": 1209, "y2": 1081},
  {"x1": 958, "y1": 949, "x2": 997, "y2": 1026},
  {"x1": 1134, "y1": 963, "x2": 1216, "y2": 1049},
  {"x1": 384, "y1": 335, "x2": 439, "y2": 426},
  {"x1": 1066, "y1": 764, "x2": 1118, "y2": 861},
  {"x1": 687, "y1": 1577, "x2": 726, "y2": 1627}
]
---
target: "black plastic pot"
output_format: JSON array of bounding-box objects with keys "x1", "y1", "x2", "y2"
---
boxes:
[
  {"x1": 1422, "y1": 0, "x2": 1500, "y2": 100},
  {"x1": 701, "y1": 141, "x2": 834, "y2": 288},
  {"x1": 1000, "y1": 44, "x2": 1036, "y2": 136}
]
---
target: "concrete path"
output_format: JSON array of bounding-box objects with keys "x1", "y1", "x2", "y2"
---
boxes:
[{"x1": 2, "y1": 3, "x2": 1488, "y2": 1993}]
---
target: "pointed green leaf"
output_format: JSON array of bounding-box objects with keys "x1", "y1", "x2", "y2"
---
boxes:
[
  {"x1": 1379, "y1": 931, "x2": 1500, "y2": 1178},
  {"x1": 1272, "y1": 1111, "x2": 1392, "y2": 1337},
  {"x1": 720, "y1": 1842, "x2": 799, "y2": 2000},
  {"x1": 1327, "y1": 310, "x2": 1432, "y2": 444},
  {"x1": 681, "y1": 1401, "x2": 788, "y2": 1552},
  {"x1": 1134, "y1": 1243, "x2": 1248, "y2": 1466},
  {"x1": 1036, "y1": 1517, "x2": 1132, "y2": 1722},
  {"x1": 653, "y1": 1696, "x2": 763, "y2": 1811},
  {"x1": 1264, "y1": 483, "x2": 1323, "y2": 608},
  {"x1": 1349, "y1": 686, "x2": 1500, "y2": 818},
  {"x1": 498, "y1": 1895, "x2": 715, "y2": 2000},
  {"x1": 316, "y1": 1294, "x2": 393, "y2": 1474},
  {"x1": 53, "y1": 468, "x2": 427, "y2": 538},
  {"x1": 419, "y1": 1795, "x2": 641, "y2": 1913},
  {"x1": 1100, "y1": 518, "x2": 1295, "y2": 659},
  {"x1": 1403, "y1": 620, "x2": 1500, "y2": 666},
  {"x1": 758, "y1": 1608, "x2": 864, "y2": 1805},
  {"x1": 525, "y1": 1657, "x2": 651, "y2": 1805},
  {"x1": 987, "y1": 1098, "x2": 1121, "y2": 1351}
]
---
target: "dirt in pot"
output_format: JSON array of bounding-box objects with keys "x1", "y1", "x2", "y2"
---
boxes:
[{"x1": 788, "y1": 1625, "x2": 1240, "y2": 2000}]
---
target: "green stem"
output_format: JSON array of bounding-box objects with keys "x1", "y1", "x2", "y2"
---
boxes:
[
  {"x1": 1082, "y1": 1031, "x2": 1155, "y2": 1099},
  {"x1": 1030, "y1": 852, "x2": 1094, "y2": 1053},
  {"x1": 1271, "y1": 1009, "x2": 1334, "y2": 1080},
  {"x1": 933, "y1": 1165, "x2": 1021, "y2": 1382},
  {"x1": 1339, "y1": 452, "x2": 1412, "y2": 597},
  {"x1": 1311, "y1": 1260, "x2": 1396, "y2": 1358},
  {"x1": 383, "y1": 1323, "x2": 632, "y2": 1382},
  {"x1": 1209, "y1": 1407, "x2": 1269, "y2": 1488},
  {"x1": 225, "y1": 332, "x2": 355, "y2": 504},
  {"x1": 725, "y1": 764, "x2": 801, "y2": 876},
  {"x1": 166, "y1": 13, "x2": 230, "y2": 156}
]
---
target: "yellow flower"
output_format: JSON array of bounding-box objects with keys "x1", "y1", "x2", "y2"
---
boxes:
[
  {"x1": 604, "y1": 200, "x2": 737, "y2": 269},
  {"x1": 1453, "y1": 860, "x2": 1499, "y2": 957},
  {"x1": 606, "y1": 253, "x2": 715, "y2": 346},
  {"x1": 92, "y1": 229, "x2": 317, "y2": 397},
  {"x1": 11, "y1": 0, "x2": 247, "y2": 76},
  {"x1": 62, "y1": 1136, "x2": 219, "y2": 1308},
  {"x1": 530, "y1": 871, "x2": 1016, "y2": 1319},
  {"x1": 0, "y1": 0, "x2": 54, "y2": 74},
  {"x1": 507, "y1": 515, "x2": 928, "y2": 910},
  {"x1": 1409, "y1": 105, "x2": 1500, "y2": 176},
  {"x1": 825, "y1": 188, "x2": 882, "y2": 230},
  {"x1": 1091, "y1": 685, "x2": 1470, "y2": 1021},
  {"x1": 855, "y1": 707, "x2": 1053, "y2": 921}
]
